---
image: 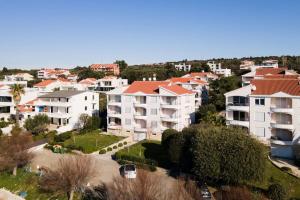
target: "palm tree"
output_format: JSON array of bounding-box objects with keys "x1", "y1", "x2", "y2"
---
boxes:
[{"x1": 9, "y1": 84, "x2": 25, "y2": 126}]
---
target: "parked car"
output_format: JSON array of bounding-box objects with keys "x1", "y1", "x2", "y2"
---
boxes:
[
  {"x1": 120, "y1": 164, "x2": 137, "y2": 179},
  {"x1": 201, "y1": 185, "x2": 212, "y2": 199}
]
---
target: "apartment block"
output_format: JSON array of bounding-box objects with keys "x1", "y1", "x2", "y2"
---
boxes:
[
  {"x1": 174, "y1": 63, "x2": 191, "y2": 72},
  {"x1": 106, "y1": 81, "x2": 196, "y2": 141},
  {"x1": 90, "y1": 64, "x2": 120, "y2": 76},
  {"x1": 4, "y1": 73, "x2": 34, "y2": 81},
  {"x1": 37, "y1": 68, "x2": 70, "y2": 79},
  {"x1": 225, "y1": 78, "x2": 300, "y2": 159},
  {"x1": 34, "y1": 90, "x2": 99, "y2": 133},
  {"x1": 207, "y1": 61, "x2": 232, "y2": 77}
]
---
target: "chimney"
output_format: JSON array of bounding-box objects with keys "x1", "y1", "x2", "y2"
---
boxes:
[
  {"x1": 148, "y1": 77, "x2": 152, "y2": 81},
  {"x1": 202, "y1": 70, "x2": 204, "y2": 73},
  {"x1": 153, "y1": 73, "x2": 157, "y2": 81},
  {"x1": 143, "y1": 78, "x2": 146, "y2": 81}
]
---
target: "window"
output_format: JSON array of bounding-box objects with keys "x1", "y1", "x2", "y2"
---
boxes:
[
  {"x1": 233, "y1": 111, "x2": 247, "y2": 121},
  {"x1": 255, "y1": 98, "x2": 265, "y2": 105},
  {"x1": 255, "y1": 112, "x2": 265, "y2": 122},
  {"x1": 255, "y1": 127, "x2": 265, "y2": 137},
  {"x1": 92, "y1": 104, "x2": 95, "y2": 109},
  {"x1": 151, "y1": 109, "x2": 157, "y2": 115},
  {"x1": 92, "y1": 95, "x2": 94, "y2": 100},
  {"x1": 125, "y1": 107, "x2": 131, "y2": 113},
  {"x1": 125, "y1": 119, "x2": 131, "y2": 125},
  {"x1": 85, "y1": 106, "x2": 87, "y2": 111},
  {"x1": 85, "y1": 96, "x2": 87, "y2": 101}
]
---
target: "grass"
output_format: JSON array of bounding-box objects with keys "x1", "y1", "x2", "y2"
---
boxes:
[
  {"x1": 116, "y1": 140, "x2": 170, "y2": 168},
  {"x1": 0, "y1": 169, "x2": 69, "y2": 200},
  {"x1": 248, "y1": 159, "x2": 300, "y2": 199},
  {"x1": 63, "y1": 130, "x2": 123, "y2": 153}
]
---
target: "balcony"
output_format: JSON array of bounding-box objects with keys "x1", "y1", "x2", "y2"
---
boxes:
[
  {"x1": 39, "y1": 112, "x2": 71, "y2": 118},
  {"x1": 160, "y1": 103, "x2": 178, "y2": 109},
  {"x1": 134, "y1": 127, "x2": 147, "y2": 132},
  {"x1": 161, "y1": 115, "x2": 178, "y2": 123},
  {"x1": 271, "y1": 98, "x2": 292, "y2": 114},
  {"x1": 107, "y1": 111, "x2": 121, "y2": 118},
  {"x1": 108, "y1": 124, "x2": 122, "y2": 130},
  {"x1": 270, "y1": 107, "x2": 293, "y2": 114},
  {"x1": 108, "y1": 100, "x2": 121, "y2": 106},
  {"x1": 35, "y1": 100, "x2": 71, "y2": 107},
  {"x1": 226, "y1": 120, "x2": 249, "y2": 128},
  {"x1": 270, "y1": 139, "x2": 293, "y2": 146},
  {"x1": 227, "y1": 103, "x2": 249, "y2": 112},
  {"x1": 270, "y1": 123, "x2": 294, "y2": 130}
]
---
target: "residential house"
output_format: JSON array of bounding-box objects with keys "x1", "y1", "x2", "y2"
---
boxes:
[
  {"x1": 182, "y1": 72, "x2": 218, "y2": 82},
  {"x1": 225, "y1": 77, "x2": 300, "y2": 159},
  {"x1": 174, "y1": 63, "x2": 191, "y2": 72},
  {"x1": 90, "y1": 64, "x2": 120, "y2": 76},
  {"x1": 106, "y1": 81, "x2": 196, "y2": 141},
  {"x1": 4, "y1": 73, "x2": 34, "y2": 81},
  {"x1": 37, "y1": 68, "x2": 70, "y2": 79},
  {"x1": 207, "y1": 61, "x2": 232, "y2": 77}
]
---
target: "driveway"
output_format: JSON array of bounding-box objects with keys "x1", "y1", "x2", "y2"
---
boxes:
[{"x1": 30, "y1": 149, "x2": 120, "y2": 185}]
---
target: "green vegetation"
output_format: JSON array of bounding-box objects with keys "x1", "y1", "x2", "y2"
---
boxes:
[
  {"x1": 249, "y1": 159, "x2": 300, "y2": 199},
  {"x1": 115, "y1": 140, "x2": 170, "y2": 168},
  {"x1": 0, "y1": 121, "x2": 10, "y2": 128},
  {"x1": 0, "y1": 169, "x2": 68, "y2": 200},
  {"x1": 24, "y1": 114, "x2": 50, "y2": 135},
  {"x1": 63, "y1": 131, "x2": 123, "y2": 153}
]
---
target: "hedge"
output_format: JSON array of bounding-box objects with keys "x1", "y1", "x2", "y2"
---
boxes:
[
  {"x1": 54, "y1": 131, "x2": 72, "y2": 142},
  {"x1": 114, "y1": 152, "x2": 158, "y2": 166},
  {"x1": 99, "y1": 149, "x2": 106, "y2": 154},
  {"x1": 118, "y1": 143, "x2": 123, "y2": 147},
  {"x1": 113, "y1": 146, "x2": 117, "y2": 149},
  {"x1": 107, "y1": 147, "x2": 112, "y2": 151}
]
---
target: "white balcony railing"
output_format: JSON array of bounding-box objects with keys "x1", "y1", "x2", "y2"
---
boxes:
[{"x1": 226, "y1": 120, "x2": 249, "y2": 128}]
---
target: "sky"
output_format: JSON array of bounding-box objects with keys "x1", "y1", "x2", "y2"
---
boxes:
[{"x1": 0, "y1": 0, "x2": 299, "y2": 69}]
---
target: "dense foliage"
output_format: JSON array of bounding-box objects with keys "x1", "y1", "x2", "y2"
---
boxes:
[
  {"x1": 24, "y1": 114, "x2": 50, "y2": 135},
  {"x1": 208, "y1": 76, "x2": 241, "y2": 110},
  {"x1": 163, "y1": 124, "x2": 266, "y2": 185},
  {"x1": 161, "y1": 129, "x2": 178, "y2": 149},
  {"x1": 76, "y1": 67, "x2": 105, "y2": 81},
  {"x1": 114, "y1": 60, "x2": 128, "y2": 72},
  {"x1": 268, "y1": 183, "x2": 286, "y2": 200}
]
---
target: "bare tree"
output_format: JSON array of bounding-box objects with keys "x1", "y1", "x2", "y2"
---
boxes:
[
  {"x1": 0, "y1": 132, "x2": 33, "y2": 176},
  {"x1": 39, "y1": 155, "x2": 96, "y2": 200},
  {"x1": 83, "y1": 169, "x2": 203, "y2": 200}
]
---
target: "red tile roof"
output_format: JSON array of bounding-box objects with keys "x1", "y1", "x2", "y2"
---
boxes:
[
  {"x1": 190, "y1": 79, "x2": 208, "y2": 85},
  {"x1": 169, "y1": 77, "x2": 193, "y2": 83},
  {"x1": 124, "y1": 81, "x2": 169, "y2": 94},
  {"x1": 251, "y1": 79, "x2": 300, "y2": 96},
  {"x1": 90, "y1": 64, "x2": 118, "y2": 69},
  {"x1": 160, "y1": 85, "x2": 194, "y2": 95},
  {"x1": 255, "y1": 68, "x2": 287, "y2": 76},
  {"x1": 263, "y1": 74, "x2": 299, "y2": 79},
  {"x1": 79, "y1": 78, "x2": 97, "y2": 85},
  {"x1": 34, "y1": 80, "x2": 56, "y2": 87}
]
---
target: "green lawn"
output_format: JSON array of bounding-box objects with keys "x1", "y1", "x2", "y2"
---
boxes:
[
  {"x1": 116, "y1": 140, "x2": 170, "y2": 168},
  {"x1": 248, "y1": 159, "x2": 300, "y2": 199},
  {"x1": 63, "y1": 131, "x2": 124, "y2": 153},
  {"x1": 0, "y1": 169, "x2": 69, "y2": 200}
]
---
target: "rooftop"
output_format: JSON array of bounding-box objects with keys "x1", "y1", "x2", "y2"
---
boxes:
[{"x1": 39, "y1": 90, "x2": 85, "y2": 98}]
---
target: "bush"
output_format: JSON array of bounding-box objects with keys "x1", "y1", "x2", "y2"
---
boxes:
[
  {"x1": 268, "y1": 183, "x2": 286, "y2": 200},
  {"x1": 116, "y1": 159, "x2": 157, "y2": 172},
  {"x1": 281, "y1": 166, "x2": 291, "y2": 172},
  {"x1": 161, "y1": 129, "x2": 178, "y2": 149},
  {"x1": 66, "y1": 144, "x2": 84, "y2": 152},
  {"x1": 113, "y1": 145, "x2": 117, "y2": 149},
  {"x1": 44, "y1": 144, "x2": 54, "y2": 151},
  {"x1": 114, "y1": 152, "x2": 158, "y2": 167},
  {"x1": 123, "y1": 141, "x2": 127, "y2": 145},
  {"x1": 190, "y1": 124, "x2": 266, "y2": 184},
  {"x1": 99, "y1": 149, "x2": 106, "y2": 154},
  {"x1": 24, "y1": 114, "x2": 50, "y2": 135},
  {"x1": 0, "y1": 121, "x2": 10, "y2": 128},
  {"x1": 54, "y1": 131, "x2": 72, "y2": 142},
  {"x1": 107, "y1": 147, "x2": 112, "y2": 151},
  {"x1": 118, "y1": 143, "x2": 123, "y2": 147}
]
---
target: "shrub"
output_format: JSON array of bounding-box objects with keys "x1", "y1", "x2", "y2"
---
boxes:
[
  {"x1": 161, "y1": 129, "x2": 178, "y2": 149},
  {"x1": 24, "y1": 114, "x2": 50, "y2": 135},
  {"x1": 190, "y1": 124, "x2": 266, "y2": 184},
  {"x1": 99, "y1": 149, "x2": 106, "y2": 154},
  {"x1": 44, "y1": 144, "x2": 54, "y2": 151},
  {"x1": 113, "y1": 145, "x2": 117, "y2": 149},
  {"x1": 268, "y1": 183, "x2": 286, "y2": 200},
  {"x1": 54, "y1": 131, "x2": 72, "y2": 142},
  {"x1": 123, "y1": 141, "x2": 127, "y2": 145},
  {"x1": 66, "y1": 144, "x2": 84, "y2": 152},
  {"x1": 281, "y1": 166, "x2": 291, "y2": 172},
  {"x1": 217, "y1": 186, "x2": 252, "y2": 200},
  {"x1": 0, "y1": 121, "x2": 10, "y2": 128},
  {"x1": 114, "y1": 152, "x2": 158, "y2": 167},
  {"x1": 107, "y1": 147, "x2": 112, "y2": 151},
  {"x1": 118, "y1": 143, "x2": 123, "y2": 147}
]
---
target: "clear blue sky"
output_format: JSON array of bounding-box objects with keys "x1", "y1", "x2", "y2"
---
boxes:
[{"x1": 0, "y1": 0, "x2": 299, "y2": 68}]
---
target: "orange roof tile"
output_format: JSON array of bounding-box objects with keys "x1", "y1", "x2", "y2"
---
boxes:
[
  {"x1": 34, "y1": 80, "x2": 56, "y2": 87},
  {"x1": 124, "y1": 81, "x2": 169, "y2": 94},
  {"x1": 169, "y1": 77, "x2": 193, "y2": 83},
  {"x1": 255, "y1": 68, "x2": 286, "y2": 76},
  {"x1": 251, "y1": 79, "x2": 300, "y2": 96},
  {"x1": 160, "y1": 85, "x2": 194, "y2": 95}
]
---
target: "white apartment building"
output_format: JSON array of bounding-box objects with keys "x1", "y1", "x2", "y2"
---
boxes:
[
  {"x1": 207, "y1": 61, "x2": 232, "y2": 77},
  {"x1": 241, "y1": 68, "x2": 298, "y2": 86},
  {"x1": 94, "y1": 76, "x2": 128, "y2": 93},
  {"x1": 0, "y1": 88, "x2": 39, "y2": 121},
  {"x1": 240, "y1": 59, "x2": 279, "y2": 71},
  {"x1": 33, "y1": 79, "x2": 73, "y2": 93},
  {"x1": 175, "y1": 63, "x2": 191, "y2": 72},
  {"x1": 33, "y1": 90, "x2": 99, "y2": 133},
  {"x1": 225, "y1": 78, "x2": 300, "y2": 159},
  {"x1": 182, "y1": 72, "x2": 218, "y2": 82},
  {"x1": 106, "y1": 81, "x2": 196, "y2": 141},
  {"x1": 37, "y1": 68, "x2": 70, "y2": 79},
  {"x1": 4, "y1": 73, "x2": 34, "y2": 81},
  {"x1": 168, "y1": 77, "x2": 208, "y2": 107}
]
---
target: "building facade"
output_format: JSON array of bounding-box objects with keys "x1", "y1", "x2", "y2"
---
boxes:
[
  {"x1": 207, "y1": 61, "x2": 232, "y2": 77},
  {"x1": 106, "y1": 81, "x2": 196, "y2": 141},
  {"x1": 225, "y1": 78, "x2": 300, "y2": 159},
  {"x1": 90, "y1": 64, "x2": 120, "y2": 76},
  {"x1": 174, "y1": 63, "x2": 191, "y2": 72}
]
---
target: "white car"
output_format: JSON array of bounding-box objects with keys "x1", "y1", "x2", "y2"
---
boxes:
[{"x1": 120, "y1": 164, "x2": 137, "y2": 179}]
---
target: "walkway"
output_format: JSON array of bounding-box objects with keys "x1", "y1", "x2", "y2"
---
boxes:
[{"x1": 270, "y1": 156, "x2": 300, "y2": 178}]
